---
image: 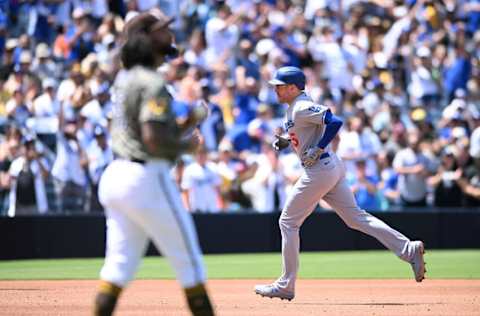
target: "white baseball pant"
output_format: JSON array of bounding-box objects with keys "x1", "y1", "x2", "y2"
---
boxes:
[{"x1": 98, "y1": 159, "x2": 206, "y2": 288}]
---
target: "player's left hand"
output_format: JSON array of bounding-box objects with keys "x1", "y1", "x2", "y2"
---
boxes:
[{"x1": 301, "y1": 146, "x2": 324, "y2": 168}]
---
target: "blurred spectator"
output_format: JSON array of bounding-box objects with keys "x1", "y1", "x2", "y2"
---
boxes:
[
  {"x1": 408, "y1": 46, "x2": 441, "y2": 111},
  {"x1": 337, "y1": 116, "x2": 381, "y2": 179},
  {"x1": 0, "y1": 124, "x2": 22, "y2": 214},
  {"x1": 32, "y1": 78, "x2": 59, "y2": 118},
  {"x1": 247, "y1": 103, "x2": 278, "y2": 153},
  {"x1": 31, "y1": 43, "x2": 58, "y2": 81},
  {"x1": 376, "y1": 150, "x2": 400, "y2": 210},
  {"x1": 198, "y1": 80, "x2": 225, "y2": 152},
  {"x1": 0, "y1": 39, "x2": 17, "y2": 77},
  {"x1": 428, "y1": 146, "x2": 464, "y2": 207},
  {"x1": 443, "y1": 43, "x2": 472, "y2": 103},
  {"x1": 349, "y1": 159, "x2": 380, "y2": 211},
  {"x1": 455, "y1": 118, "x2": 480, "y2": 206},
  {"x1": 5, "y1": 87, "x2": 32, "y2": 127},
  {"x1": 393, "y1": 130, "x2": 432, "y2": 207},
  {"x1": 184, "y1": 28, "x2": 208, "y2": 70},
  {"x1": 242, "y1": 142, "x2": 288, "y2": 213},
  {"x1": 233, "y1": 74, "x2": 260, "y2": 126},
  {"x1": 86, "y1": 125, "x2": 113, "y2": 212},
  {"x1": 181, "y1": 146, "x2": 224, "y2": 213},
  {"x1": 51, "y1": 103, "x2": 88, "y2": 213},
  {"x1": 66, "y1": 8, "x2": 95, "y2": 62},
  {"x1": 7, "y1": 135, "x2": 50, "y2": 216},
  {"x1": 204, "y1": 4, "x2": 239, "y2": 71}
]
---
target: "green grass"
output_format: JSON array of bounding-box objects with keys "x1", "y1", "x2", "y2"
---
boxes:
[{"x1": 0, "y1": 250, "x2": 479, "y2": 280}]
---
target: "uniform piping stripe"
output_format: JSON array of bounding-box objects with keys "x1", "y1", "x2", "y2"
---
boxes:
[{"x1": 157, "y1": 172, "x2": 202, "y2": 284}]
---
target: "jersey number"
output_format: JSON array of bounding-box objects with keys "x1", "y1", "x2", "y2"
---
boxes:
[{"x1": 289, "y1": 132, "x2": 299, "y2": 148}]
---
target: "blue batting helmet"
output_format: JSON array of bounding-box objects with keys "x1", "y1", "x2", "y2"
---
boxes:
[{"x1": 268, "y1": 66, "x2": 306, "y2": 90}]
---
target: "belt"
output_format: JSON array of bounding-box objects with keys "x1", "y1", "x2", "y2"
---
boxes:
[
  {"x1": 130, "y1": 158, "x2": 146, "y2": 164},
  {"x1": 114, "y1": 152, "x2": 146, "y2": 164}
]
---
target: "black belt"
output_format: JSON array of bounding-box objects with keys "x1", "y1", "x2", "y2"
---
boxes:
[
  {"x1": 130, "y1": 158, "x2": 146, "y2": 164},
  {"x1": 114, "y1": 153, "x2": 146, "y2": 165}
]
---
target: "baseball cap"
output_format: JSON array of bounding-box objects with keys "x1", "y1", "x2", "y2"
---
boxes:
[
  {"x1": 93, "y1": 125, "x2": 106, "y2": 137},
  {"x1": 416, "y1": 46, "x2": 431, "y2": 58},
  {"x1": 268, "y1": 66, "x2": 306, "y2": 90}
]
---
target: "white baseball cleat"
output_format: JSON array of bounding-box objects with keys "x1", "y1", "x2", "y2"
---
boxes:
[
  {"x1": 254, "y1": 284, "x2": 294, "y2": 301},
  {"x1": 410, "y1": 241, "x2": 426, "y2": 282}
]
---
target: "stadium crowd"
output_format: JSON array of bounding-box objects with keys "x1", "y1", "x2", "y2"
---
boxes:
[{"x1": 0, "y1": 0, "x2": 479, "y2": 216}]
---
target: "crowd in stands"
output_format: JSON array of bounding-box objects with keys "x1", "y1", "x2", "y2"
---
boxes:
[{"x1": 0, "y1": 0, "x2": 479, "y2": 216}]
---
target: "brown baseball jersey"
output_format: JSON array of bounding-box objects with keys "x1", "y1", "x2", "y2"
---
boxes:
[{"x1": 111, "y1": 66, "x2": 174, "y2": 161}]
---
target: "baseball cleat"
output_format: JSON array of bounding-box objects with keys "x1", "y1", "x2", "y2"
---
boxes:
[
  {"x1": 254, "y1": 284, "x2": 294, "y2": 301},
  {"x1": 410, "y1": 241, "x2": 426, "y2": 282}
]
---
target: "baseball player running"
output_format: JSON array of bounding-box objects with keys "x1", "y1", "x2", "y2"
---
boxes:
[
  {"x1": 93, "y1": 11, "x2": 214, "y2": 316},
  {"x1": 255, "y1": 66, "x2": 425, "y2": 301}
]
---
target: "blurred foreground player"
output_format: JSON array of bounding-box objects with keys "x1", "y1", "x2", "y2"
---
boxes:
[{"x1": 93, "y1": 10, "x2": 214, "y2": 316}]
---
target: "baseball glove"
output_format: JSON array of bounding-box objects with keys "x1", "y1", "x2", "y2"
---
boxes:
[
  {"x1": 272, "y1": 135, "x2": 291, "y2": 151},
  {"x1": 301, "y1": 146, "x2": 324, "y2": 167}
]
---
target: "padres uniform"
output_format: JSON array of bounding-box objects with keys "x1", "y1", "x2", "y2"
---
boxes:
[{"x1": 98, "y1": 66, "x2": 206, "y2": 289}]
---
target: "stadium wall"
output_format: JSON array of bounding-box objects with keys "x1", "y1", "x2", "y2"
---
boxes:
[{"x1": 0, "y1": 210, "x2": 479, "y2": 260}]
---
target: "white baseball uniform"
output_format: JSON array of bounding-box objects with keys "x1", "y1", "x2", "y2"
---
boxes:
[
  {"x1": 98, "y1": 67, "x2": 206, "y2": 288},
  {"x1": 276, "y1": 93, "x2": 419, "y2": 294}
]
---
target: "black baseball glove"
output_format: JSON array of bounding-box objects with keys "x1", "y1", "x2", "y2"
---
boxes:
[{"x1": 272, "y1": 135, "x2": 291, "y2": 151}]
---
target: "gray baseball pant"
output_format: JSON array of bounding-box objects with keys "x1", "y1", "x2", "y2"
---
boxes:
[{"x1": 276, "y1": 154, "x2": 417, "y2": 293}]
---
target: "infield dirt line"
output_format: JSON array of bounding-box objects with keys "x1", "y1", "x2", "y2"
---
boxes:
[{"x1": 0, "y1": 279, "x2": 479, "y2": 315}]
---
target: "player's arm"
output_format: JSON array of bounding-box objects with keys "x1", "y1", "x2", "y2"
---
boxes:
[
  {"x1": 301, "y1": 109, "x2": 343, "y2": 167},
  {"x1": 141, "y1": 121, "x2": 196, "y2": 160},
  {"x1": 316, "y1": 109, "x2": 343, "y2": 150}
]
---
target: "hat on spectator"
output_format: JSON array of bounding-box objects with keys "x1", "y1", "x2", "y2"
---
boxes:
[
  {"x1": 93, "y1": 125, "x2": 106, "y2": 137},
  {"x1": 411, "y1": 108, "x2": 427, "y2": 122},
  {"x1": 255, "y1": 38, "x2": 275, "y2": 56},
  {"x1": 272, "y1": 25, "x2": 285, "y2": 35},
  {"x1": 218, "y1": 140, "x2": 233, "y2": 152},
  {"x1": 125, "y1": 11, "x2": 139, "y2": 23},
  {"x1": 257, "y1": 103, "x2": 270, "y2": 114},
  {"x1": 22, "y1": 133, "x2": 37, "y2": 145},
  {"x1": 269, "y1": 66, "x2": 306, "y2": 90},
  {"x1": 366, "y1": 78, "x2": 383, "y2": 90},
  {"x1": 199, "y1": 78, "x2": 210, "y2": 91},
  {"x1": 5, "y1": 38, "x2": 18, "y2": 51},
  {"x1": 42, "y1": 78, "x2": 57, "y2": 90},
  {"x1": 35, "y1": 43, "x2": 50, "y2": 59},
  {"x1": 416, "y1": 46, "x2": 431, "y2": 58},
  {"x1": 442, "y1": 145, "x2": 458, "y2": 157},
  {"x1": 452, "y1": 126, "x2": 467, "y2": 139},
  {"x1": 19, "y1": 51, "x2": 32, "y2": 64},
  {"x1": 72, "y1": 7, "x2": 87, "y2": 19},
  {"x1": 454, "y1": 88, "x2": 467, "y2": 99},
  {"x1": 102, "y1": 33, "x2": 115, "y2": 47}
]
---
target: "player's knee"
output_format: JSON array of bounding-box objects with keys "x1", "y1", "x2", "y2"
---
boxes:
[
  {"x1": 279, "y1": 212, "x2": 301, "y2": 229},
  {"x1": 184, "y1": 283, "x2": 215, "y2": 316}
]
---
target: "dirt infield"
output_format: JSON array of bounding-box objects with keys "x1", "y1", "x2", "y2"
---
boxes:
[{"x1": 0, "y1": 279, "x2": 479, "y2": 315}]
